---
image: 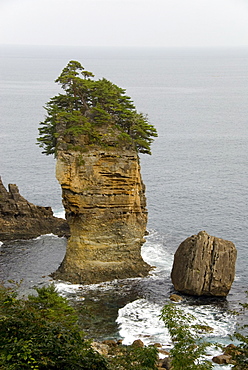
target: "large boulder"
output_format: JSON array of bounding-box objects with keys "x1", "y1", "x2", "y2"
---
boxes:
[{"x1": 171, "y1": 231, "x2": 237, "y2": 297}]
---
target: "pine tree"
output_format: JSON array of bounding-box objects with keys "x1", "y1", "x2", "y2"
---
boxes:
[{"x1": 37, "y1": 61, "x2": 157, "y2": 156}]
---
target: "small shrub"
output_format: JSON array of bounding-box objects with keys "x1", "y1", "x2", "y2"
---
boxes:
[
  {"x1": 229, "y1": 292, "x2": 248, "y2": 369},
  {"x1": 107, "y1": 343, "x2": 158, "y2": 370},
  {"x1": 160, "y1": 303, "x2": 213, "y2": 370}
]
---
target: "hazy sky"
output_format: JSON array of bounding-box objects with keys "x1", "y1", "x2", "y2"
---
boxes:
[{"x1": 0, "y1": 0, "x2": 248, "y2": 47}]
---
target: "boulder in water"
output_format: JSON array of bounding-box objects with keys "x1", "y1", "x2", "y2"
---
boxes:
[{"x1": 171, "y1": 231, "x2": 237, "y2": 297}]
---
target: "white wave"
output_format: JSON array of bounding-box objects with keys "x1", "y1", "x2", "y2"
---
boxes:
[
  {"x1": 117, "y1": 298, "x2": 236, "y2": 349},
  {"x1": 213, "y1": 363, "x2": 232, "y2": 370},
  {"x1": 141, "y1": 231, "x2": 174, "y2": 274},
  {"x1": 54, "y1": 279, "x2": 122, "y2": 297},
  {"x1": 33, "y1": 233, "x2": 64, "y2": 241},
  {"x1": 55, "y1": 283, "x2": 85, "y2": 301},
  {"x1": 53, "y1": 209, "x2": 65, "y2": 219},
  {"x1": 181, "y1": 304, "x2": 236, "y2": 338},
  {"x1": 58, "y1": 277, "x2": 136, "y2": 290},
  {"x1": 117, "y1": 299, "x2": 171, "y2": 347},
  {"x1": 55, "y1": 282, "x2": 84, "y2": 296},
  {"x1": 0, "y1": 241, "x2": 3, "y2": 248}
]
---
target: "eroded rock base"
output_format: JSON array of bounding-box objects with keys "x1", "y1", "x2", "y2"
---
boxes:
[{"x1": 52, "y1": 256, "x2": 150, "y2": 284}]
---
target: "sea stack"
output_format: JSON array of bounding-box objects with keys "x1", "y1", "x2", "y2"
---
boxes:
[
  {"x1": 38, "y1": 61, "x2": 157, "y2": 284},
  {"x1": 171, "y1": 231, "x2": 237, "y2": 297},
  {"x1": 52, "y1": 134, "x2": 150, "y2": 283}
]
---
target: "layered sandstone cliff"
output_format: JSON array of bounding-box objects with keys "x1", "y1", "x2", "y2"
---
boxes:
[
  {"x1": 0, "y1": 177, "x2": 69, "y2": 240},
  {"x1": 52, "y1": 137, "x2": 151, "y2": 284}
]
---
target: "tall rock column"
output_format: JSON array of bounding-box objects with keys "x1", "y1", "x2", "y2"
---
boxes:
[
  {"x1": 52, "y1": 144, "x2": 150, "y2": 284},
  {"x1": 37, "y1": 61, "x2": 157, "y2": 284}
]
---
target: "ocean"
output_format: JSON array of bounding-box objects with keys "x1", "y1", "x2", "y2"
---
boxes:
[{"x1": 1, "y1": 45, "x2": 248, "y2": 368}]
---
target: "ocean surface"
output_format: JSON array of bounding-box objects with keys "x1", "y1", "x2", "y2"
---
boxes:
[{"x1": 1, "y1": 45, "x2": 248, "y2": 368}]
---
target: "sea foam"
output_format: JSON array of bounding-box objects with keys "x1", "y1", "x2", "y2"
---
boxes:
[
  {"x1": 53, "y1": 209, "x2": 65, "y2": 219},
  {"x1": 117, "y1": 298, "x2": 236, "y2": 345}
]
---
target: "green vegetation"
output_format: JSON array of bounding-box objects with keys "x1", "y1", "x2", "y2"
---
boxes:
[
  {"x1": 37, "y1": 61, "x2": 157, "y2": 156},
  {"x1": 107, "y1": 344, "x2": 158, "y2": 370},
  {"x1": 0, "y1": 284, "x2": 158, "y2": 370},
  {"x1": 3, "y1": 283, "x2": 248, "y2": 369},
  {"x1": 160, "y1": 300, "x2": 248, "y2": 369},
  {"x1": 160, "y1": 303, "x2": 214, "y2": 370},
  {"x1": 0, "y1": 284, "x2": 108, "y2": 369},
  {"x1": 229, "y1": 294, "x2": 248, "y2": 369}
]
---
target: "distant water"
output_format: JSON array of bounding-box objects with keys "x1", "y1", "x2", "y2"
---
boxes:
[{"x1": 1, "y1": 46, "x2": 248, "y2": 369}]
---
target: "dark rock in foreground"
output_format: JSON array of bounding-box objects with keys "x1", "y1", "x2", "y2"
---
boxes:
[
  {"x1": 0, "y1": 177, "x2": 69, "y2": 240},
  {"x1": 171, "y1": 230, "x2": 237, "y2": 297}
]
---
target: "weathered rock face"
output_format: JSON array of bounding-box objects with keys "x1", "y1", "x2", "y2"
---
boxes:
[
  {"x1": 52, "y1": 144, "x2": 151, "y2": 284},
  {"x1": 171, "y1": 231, "x2": 237, "y2": 297},
  {"x1": 0, "y1": 177, "x2": 69, "y2": 240}
]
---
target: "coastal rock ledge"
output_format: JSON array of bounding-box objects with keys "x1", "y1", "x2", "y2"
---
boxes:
[
  {"x1": 0, "y1": 177, "x2": 69, "y2": 241},
  {"x1": 52, "y1": 145, "x2": 151, "y2": 284},
  {"x1": 171, "y1": 231, "x2": 237, "y2": 297}
]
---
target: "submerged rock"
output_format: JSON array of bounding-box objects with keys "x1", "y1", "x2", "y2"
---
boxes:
[
  {"x1": 171, "y1": 231, "x2": 237, "y2": 297},
  {"x1": 0, "y1": 177, "x2": 69, "y2": 240},
  {"x1": 52, "y1": 143, "x2": 150, "y2": 284}
]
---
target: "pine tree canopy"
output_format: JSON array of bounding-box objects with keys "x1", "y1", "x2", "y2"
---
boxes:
[{"x1": 37, "y1": 60, "x2": 157, "y2": 156}]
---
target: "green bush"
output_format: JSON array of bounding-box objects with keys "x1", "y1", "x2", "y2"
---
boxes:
[
  {"x1": 229, "y1": 294, "x2": 248, "y2": 369},
  {"x1": 160, "y1": 303, "x2": 213, "y2": 370},
  {"x1": 0, "y1": 284, "x2": 108, "y2": 370},
  {"x1": 107, "y1": 343, "x2": 158, "y2": 370},
  {"x1": 0, "y1": 284, "x2": 158, "y2": 370}
]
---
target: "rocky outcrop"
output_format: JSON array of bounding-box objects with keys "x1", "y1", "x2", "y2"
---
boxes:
[
  {"x1": 171, "y1": 231, "x2": 237, "y2": 297},
  {"x1": 212, "y1": 354, "x2": 234, "y2": 365},
  {"x1": 0, "y1": 177, "x2": 69, "y2": 240},
  {"x1": 52, "y1": 139, "x2": 150, "y2": 284},
  {"x1": 212, "y1": 344, "x2": 241, "y2": 366}
]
